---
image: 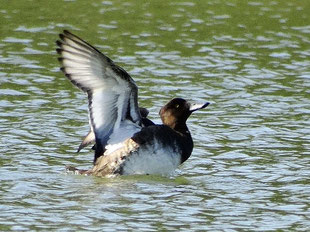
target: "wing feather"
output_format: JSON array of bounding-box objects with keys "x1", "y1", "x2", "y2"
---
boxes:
[{"x1": 57, "y1": 30, "x2": 141, "y2": 160}]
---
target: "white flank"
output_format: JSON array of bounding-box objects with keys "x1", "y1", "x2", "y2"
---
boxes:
[{"x1": 121, "y1": 140, "x2": 181, "y2": 176}]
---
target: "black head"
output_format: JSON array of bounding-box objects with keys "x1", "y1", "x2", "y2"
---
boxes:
[{"x1": 159, "y1": 98, "x2": 209, "y2": 130}]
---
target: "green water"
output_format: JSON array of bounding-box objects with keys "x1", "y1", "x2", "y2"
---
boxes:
[{"x1": 0, "y1": 0, "x2": 309, "y2": 231}]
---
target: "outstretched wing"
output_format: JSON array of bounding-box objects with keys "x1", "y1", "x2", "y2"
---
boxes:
[
  {"x1": 56, "y1": 30, "x2": 141, "y2": 160},
  {"x1": 77, "y1": 129, "x2": 95, "y2": 153}
]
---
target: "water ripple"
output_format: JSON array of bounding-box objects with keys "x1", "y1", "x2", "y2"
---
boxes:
[{"x1": 1, "y1": 0, "x2": 310, "y2": 231}]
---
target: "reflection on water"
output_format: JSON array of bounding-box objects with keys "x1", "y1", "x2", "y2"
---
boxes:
[{"x1": 0, "y1": 0, "x2": 310, "y2": 231}]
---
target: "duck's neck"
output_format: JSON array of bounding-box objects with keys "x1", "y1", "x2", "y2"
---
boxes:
[
  {"x1": 173, "y1": 122, "x2": 193, "y2": 164},
  {"x1": 174, "y1": 123, "x2": 190, "y2": 136}
]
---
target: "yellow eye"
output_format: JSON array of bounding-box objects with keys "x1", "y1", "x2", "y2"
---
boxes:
[{"x1": 175, "y1": 104, "x2": 179, "y2": 108}]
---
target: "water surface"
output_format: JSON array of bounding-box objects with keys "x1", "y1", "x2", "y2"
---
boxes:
[{"x1": 0, "y1": 0, "x2": 310, "y2": 231}]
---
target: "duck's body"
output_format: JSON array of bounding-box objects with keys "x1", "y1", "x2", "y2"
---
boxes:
[
  {"x1": 91, "y1": 125, "x2": 188, "y2": 176},
  {"x1": 57, "y1": 30, "x2": 209, "y2": 177}
]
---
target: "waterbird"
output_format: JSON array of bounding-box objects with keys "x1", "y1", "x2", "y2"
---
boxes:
[{"x1": 56, "y1": 30, "x2": 209, "y2": 177}]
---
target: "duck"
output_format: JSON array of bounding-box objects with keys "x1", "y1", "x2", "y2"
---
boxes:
[{"x1": 56, "y1": 30, "x2": 209, "y2": 177}]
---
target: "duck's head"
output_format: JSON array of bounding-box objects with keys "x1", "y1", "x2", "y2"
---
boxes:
[{"x1": 159, "y1": 98, "x2": 209, "y2": 130}]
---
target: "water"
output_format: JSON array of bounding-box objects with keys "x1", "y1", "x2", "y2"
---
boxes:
[{"x1": 1, "y1": 0, "x2": 310, "y2": 231}]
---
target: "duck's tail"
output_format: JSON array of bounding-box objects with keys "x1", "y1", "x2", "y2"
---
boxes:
[{"x1": 65, "y1": 165, "x2": 91, "y2": 175}]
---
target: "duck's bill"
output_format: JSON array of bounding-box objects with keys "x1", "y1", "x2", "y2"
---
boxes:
[{"x1": 189, "y1": 102, "x2": 210, "y2": 112}]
